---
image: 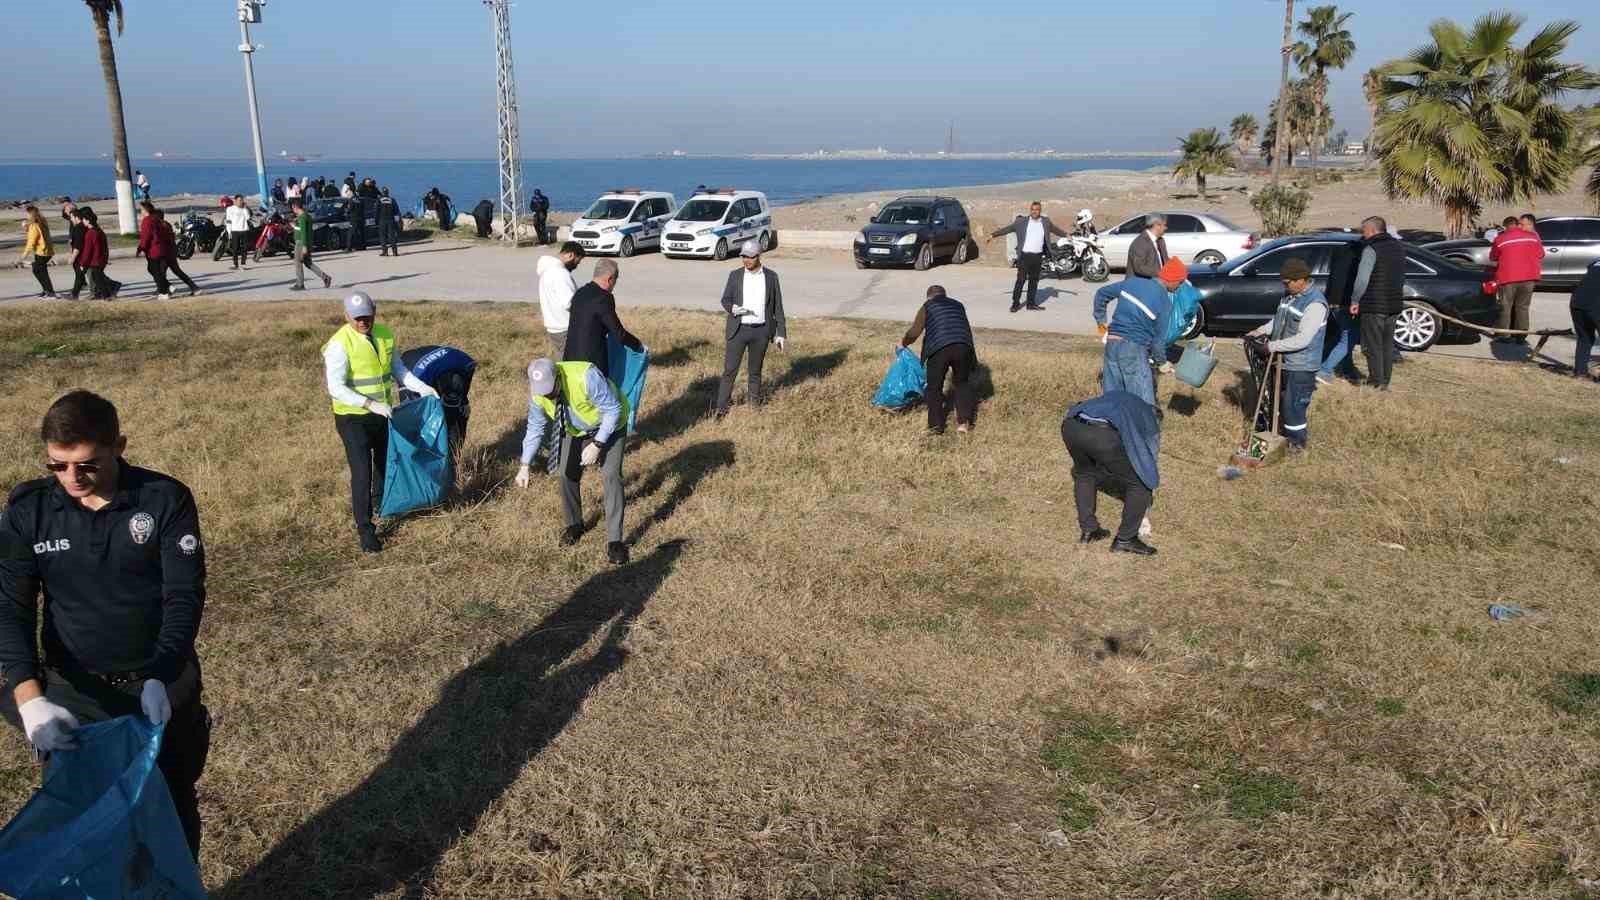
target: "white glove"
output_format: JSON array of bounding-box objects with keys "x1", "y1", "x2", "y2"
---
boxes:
[
  {"x1": 775, "y1": 336, "x2": 786, "y2": 350},
  {"x1": 730, "y1": 305, "x2": 749, "y2": 317},
  {"x1": 515, "y1": 465, "x2": 531, "y2": 488},
  {"x1": 140, "y1": 679, "x2": 171, "y2": 726},
  {"x1": 580, "y1": 441, "x2": 602, "y2": 467},
  {"x1": 18, "y1": 696, "x2": 78, "y2": 752},
  {"x1": 367, "y1": 401, "x2": 393, "y2": 418},
  {"x1": 416, "y1": 385, "x2": 440, "y2": 399}
]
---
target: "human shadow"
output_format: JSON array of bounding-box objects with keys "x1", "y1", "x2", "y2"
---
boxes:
[
  {"x1": 650, "y1": 339, "x2": 712, "y2": 369},
  {"x1": 620, "y1": 440, "x2": 734, "y2": 544},
  {"x1": 1488, "y1": 340, "x2": 1533, "y2": 364},
  {"x1": 1220, "y1": 368, "x2": 1255, "y2": 414},
  {"x1": 1166, "y1": 392, "x2": 1202, "y2": 417},
  {"x1": 770, "y1": 348, "x2": 848, "y2": 393},
  {"x1": 214, "y1": 538, "x2": 691, "y2": 899},
  {"x1": 342, "y1": 273, "x2": 424, "y2": 289}
]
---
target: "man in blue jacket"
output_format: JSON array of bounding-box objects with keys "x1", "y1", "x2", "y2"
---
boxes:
[
  {"x1": 1093, "y1": 257, "x2": 1184, "y2": 404},
  {"x1": 1061, "y1": 390, "x2": 1162, "y2": 556}
]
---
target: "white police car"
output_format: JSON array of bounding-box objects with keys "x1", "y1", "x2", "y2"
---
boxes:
[
  {"x1": 569, "y1": 189, "x2": 677, "y2": 257},
  {"x1": 662, "y1": 189, "x2": 776, "y2": 260}
]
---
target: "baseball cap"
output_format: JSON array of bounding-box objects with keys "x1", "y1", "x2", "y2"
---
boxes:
[
  {"x1": 527, "y1": 358, "x2": 556, "y2": 396},
  {"x1": 343, "y1": 291, "x2": 376, "y2": 318},
  {"x1": 740, "y1": 240, "x2": 760, "y2": 258}
]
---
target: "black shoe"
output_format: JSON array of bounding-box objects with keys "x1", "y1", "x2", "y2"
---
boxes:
[
  {"x1": 358, "y1": 530, "x2": 382, "y2": 554},
  {"x1": 1110, "y1": 537, "x2": 1157, "y2": 556},
  {"x1": 1079, "y1": 528, "x2": 1111, "y2": 544},
  {"x1": 928, "y1": 425, "x2": 946, "y2": 435},
  {"x1": 607, "y1": 541, "x2": 629, "y2": 565},
  {"x1": 1009, "y1": 303, "x2": 1022, "y2": 313},
  {"x1": 559, "y1": 525, "x2": 583, "y2": 547},
  {"x1": 322, "y1": 274, "x2": 333, "y2": 288},
  {"x1": 1025, "y1": 303, "x2": 1043, "y2": 311},
  {"x1": 289, "y1": 284, "x2": 305, "y2": 291}
]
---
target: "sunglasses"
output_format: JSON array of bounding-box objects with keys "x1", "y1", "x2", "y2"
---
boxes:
[{"x1": 44, "y1": 460, "x2": 101, "y2": 475}]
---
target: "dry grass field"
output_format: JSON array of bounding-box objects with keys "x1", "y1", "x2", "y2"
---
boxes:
[{"x1": 1, "y1": 298, "x2": 1598, "y2": 899}]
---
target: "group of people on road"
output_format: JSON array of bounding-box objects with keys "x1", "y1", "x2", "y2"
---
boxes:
[{"x1": 16, "y1": 201, "x2": 122, "y2": 300}]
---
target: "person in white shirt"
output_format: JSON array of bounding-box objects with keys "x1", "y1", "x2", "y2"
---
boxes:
[
  {"x1": 340, "y1": 182, "x2": 355, "y2": 199},
  {"x1": 715, "y1": 240, "x2": 787, "y2": 418},
  {"x1": 223, "y1": 194, "x2": 253, "y2": 270},
  {"x1": 987, "y1": 201, "x2": 1067, "y2": 312},
  {"x1": 321, "y1": 291, "x2": 437, "y2": 553},
  {"x1": 537, "y1": 241, "x2": 585, "y2": 357}
]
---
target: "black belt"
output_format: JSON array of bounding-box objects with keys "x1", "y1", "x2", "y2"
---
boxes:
[{"x1": 47, "y1": 656, "x2": 154, "y2": 687}]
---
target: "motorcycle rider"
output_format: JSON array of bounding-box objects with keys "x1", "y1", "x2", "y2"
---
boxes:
[{"x1": 1073, "y1": 209, "x2": 1098, "y2": 238}]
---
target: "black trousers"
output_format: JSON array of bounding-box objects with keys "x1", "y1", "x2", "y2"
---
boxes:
[
  {"x1": 534, "y1": 212, "x2": 548, "y2": 243},
  {"x1": 335, "y1": 412, "x2": 388, "y2": 534},
  {"x1": 1013, "y1": 252, "x2": 1043, "y2": 306},
  {"x1": 1061, "y1": 417, "x2": 1152, "y2": 542},
  {"x1": 1573, "y1": 307, "x2": 1599, "y2": 376},
  {"x1": 31, "y1": 257, "x2": 55, "y2": 294},
  {"x1": 473, "y1": 212, "x2": 492, "y2": 238},
  {"x1": 717, "y1": 323, "x2": 772, "y2": 413},
  {"x1": 345, "y1": 222, "x2": 366, "y2": 252},
  {"x1": 1, "y1": 660, "x2": 210, "y2": 861},
  {"x1": 926, "y1": 342, "x2": 975, "y2": 431},
  {"x1": 88, "y1": 266, "x2": 118, "y2": 299},
  {"x1": 230, "y1": 231, "x2": 250, "y2": 267},
  {"x1": 379, "y1": 221, "x2": 399, "y2": 254},
  {"x1": 1359, "y1": 312, "x2": 1399, "y2": 388},
  {"x1": 70, "y1": 261, "x2": 86, "y2": 297}
]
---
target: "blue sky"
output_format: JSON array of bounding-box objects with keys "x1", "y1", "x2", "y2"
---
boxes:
[{"x1": 2, "y1": 0, "x2": 1595, "y2": 159}]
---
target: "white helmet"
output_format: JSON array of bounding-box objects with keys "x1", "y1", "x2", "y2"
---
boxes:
[{"x1": 1075, "y1": 208, "x2": 1093, "y2": 225}]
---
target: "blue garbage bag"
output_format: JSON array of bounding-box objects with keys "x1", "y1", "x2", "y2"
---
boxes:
[
  {"x1": 380, "y1": 395, "x2": 450, "y2": 518},
  {"x1": 0, "y1": 716, "x2": 205, "y2": 899},
  {"x1": 1165, "y1": 281, "x2": 1202, "y2": 347},
  {"x1": 872, "y1": 347, "x2": 927, "y2": 410},
  {"x1": 606, "y1": 335, "x2": 650, "y2": 434}
]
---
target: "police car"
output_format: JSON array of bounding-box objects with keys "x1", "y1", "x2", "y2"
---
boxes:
[
  {"x1": 662, "y1": 189, "x2": 777, "y2": 260},
  {"x1": 568, "y1": 189, "x2": 678, "y2": 257}
]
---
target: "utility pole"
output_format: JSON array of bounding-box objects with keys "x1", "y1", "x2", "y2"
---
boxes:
[
  {"x1": 237, "y1": 0, "x2": 270, "y2": 205},
  {"x1": 1271, "y1": 0, "x2": 1294, "y2": 186},
  {"x1": 486, "y1": 0, "x2": 525, "y2": 244}
]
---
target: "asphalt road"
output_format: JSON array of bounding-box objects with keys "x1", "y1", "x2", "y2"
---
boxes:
[{"x1": 1, "y1": 237, "x2": 1582, "y2": 368}]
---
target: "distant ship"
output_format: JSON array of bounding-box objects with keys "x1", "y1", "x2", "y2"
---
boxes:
[{"x1": 279, "y1": 150, "x2": 320, "y2": 163}]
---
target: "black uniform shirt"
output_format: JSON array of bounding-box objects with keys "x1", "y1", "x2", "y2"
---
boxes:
[{"x1": 0, "y1": 462, "x2": 206, "y2": 690}]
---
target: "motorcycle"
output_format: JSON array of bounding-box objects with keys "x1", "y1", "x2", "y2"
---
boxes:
[
  {"x1": 1041, "y1": 233, "x2": 1111, "y2": 282},
  {"x1": 174, "y1": 212, "x2": 222, "y2": 260},
  {"x1": 251, "y1": 217, "x2": 294, "y2": 261}
]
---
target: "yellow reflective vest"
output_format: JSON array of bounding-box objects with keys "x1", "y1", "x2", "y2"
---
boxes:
[
  {"x1": 324, "y1": 323, "x2": 397, "y2": 416},
  {"x1": 532, "y1": 362, "x2": 629, "y2": 436}
]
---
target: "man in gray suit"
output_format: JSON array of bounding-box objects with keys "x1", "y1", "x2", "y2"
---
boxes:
[
  {"x1": 987, "y1": 201, "x2": 1068, "y2": 312},
  {"x1": 1127, "y1": 214, "x2": 1170, "y2": 277},
  {"x1": 716, "y1": 240, "x2": 788, "y2": 418}
]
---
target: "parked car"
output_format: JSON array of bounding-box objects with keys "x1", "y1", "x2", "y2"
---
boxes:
[
  {"x1": 662, "y1": 190, "x2": 775, "y2": 260},
  {"x1": 304, "y1": 198, "x2": 380, "y2": 252},
  {"x1": 1182, "y1": 233, "x2": 1500, "y2": 351},
  {"x1": 853, "y1": 196, "x2": 974, "y2": 270},
  {"x1": 569, "y1": 189, "x2": 677, "y2": 257},
  {"x1": 1099, "y1": 211, "x2": 1257, "y2": 269},
  {"x1": 1424, "y1": 216, "x2": 1600, "y2": 291}
]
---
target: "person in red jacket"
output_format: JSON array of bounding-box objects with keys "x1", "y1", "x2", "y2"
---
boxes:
[
  {"x1": 74, "y1": 207, "x2": 119, "y2": 300},
  {"x1": 1489, "y1": 214, "x2": 1545, "y2": 344},
  {"x1": 135, "y1": 201, "x2": 199, "y2": 300}
]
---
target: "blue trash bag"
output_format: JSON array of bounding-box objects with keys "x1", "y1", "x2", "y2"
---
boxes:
[
  {"x1": 872, "y1": 347, "x2": 927, "y2": 410},
  {"x1": 1165, "y1": 280, "x2": 1202, "y2": 347},
  {"x1": 606, "y1": 335, "x2": 650, "y2": 434},
  {"x1": 380, "y1": 395, "x2": 450, "y2": 518},
  {"x1": 0, "y1": 715, "x2": 205, "y2": 899}
]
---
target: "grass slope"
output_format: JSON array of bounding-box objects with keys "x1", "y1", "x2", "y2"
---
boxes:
[{"x1": 0, "y1": 299, "x2": 1597, "y2": 898}]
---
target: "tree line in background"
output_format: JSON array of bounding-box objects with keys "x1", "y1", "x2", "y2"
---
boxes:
[{"x1": 1176, "y1": 5, "x2": 1600, "y2": 238}]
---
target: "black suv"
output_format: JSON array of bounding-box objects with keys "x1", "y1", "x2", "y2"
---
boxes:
[{"x1": 854, "y1": 196, "x2": 975, "y2": 270}]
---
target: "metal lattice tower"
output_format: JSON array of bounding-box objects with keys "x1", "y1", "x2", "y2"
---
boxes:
[{"x1": 486, "y1": 0, "x2": 523, "y2": 243}]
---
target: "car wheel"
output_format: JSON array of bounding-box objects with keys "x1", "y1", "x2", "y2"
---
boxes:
[
  {"x1": 914, "y1": 243, "x2": 933, "y2": 271},
  {"x1": 768, "y1": 230, "x2": 779, "y2": 251},
  {"x1": 855, "y1": 257, "x2": 868, "y2": 270},
  {"x1": 759, "y1": 230, "x2": 773, "y2": 253},
  {"x1": 1195, "y1": 250, "x2": 1226, "y2": 267},
  {"x1": 952, "y1": 236, "x2": 971, "y2": 265},
  {"x1": 1394, "y1": 302, "x2": 1440, "y2": 351},
  {"x1": 1181, "y1": 304, "x2": 1207, "y2": 341},
  {"x1": 619, "y1": 236, "x2": 635, "y2": 258},
  {"x1": 713, "y1": 238, "x2": 729, "y2": 261}
]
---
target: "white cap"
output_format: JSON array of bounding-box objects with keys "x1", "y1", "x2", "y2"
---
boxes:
[
  {"x1": 740, "y1": 240, "x2": 761, "y2": 258},
  {"x1": 343, "y1": 291, "x2": 375, "y2": 318}
]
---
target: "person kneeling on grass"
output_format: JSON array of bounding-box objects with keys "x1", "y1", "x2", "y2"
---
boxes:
[
  {"x1": 897, "y1": 284, "x2": 976, "y2": 434},
  {"x1": 1247, "y1": 256, "x2": 1328, "y2": 453},
  {"x1": 516, "y1": 358, "x2": 632, "y2": 566},
  {"x1": 1061, "y1": 390, "x2": 1162, "y2": 556}
]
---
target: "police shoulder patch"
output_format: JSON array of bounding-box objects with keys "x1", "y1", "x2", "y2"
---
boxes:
[{"x1": 178, "y1": 534, "x2": 200, "y2": 556}]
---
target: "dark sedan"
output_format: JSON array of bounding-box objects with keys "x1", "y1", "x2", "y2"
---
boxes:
[
  {"x1": 1423, "y1": 216, "x2": 1600, "y2": 292},
  {"x1": 303, "y1": 198, "x2": 381, "y2": 252},
  {"x1": 1182, "y1": 234, "x2": 1499, "y2": 351}
]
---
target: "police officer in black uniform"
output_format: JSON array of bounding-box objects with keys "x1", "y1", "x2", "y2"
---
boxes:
[
  {"x1": 0, "y1": 391, "x2": 210, "y2": 860},
  {"x1": 378, "y1": 187, "x2": 402, "y2": 257},
  {"x1": 345, "y1": 194, "x2": 367, "y2": 252}
]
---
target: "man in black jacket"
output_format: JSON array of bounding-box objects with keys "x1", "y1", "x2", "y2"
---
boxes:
[
  {"x1": 472, "y1": 199, "x2": 495, "y2": 238},
  {"x1": 344, "y1": 197, "x2": 367, "y2": 252},
  {"x1": 986, "y1": 202, "x2": 1068, "y2": 312},
  {"x1": 1570, "y1": 259, "x2": 1600, "y2": 380},
  {"x1": 377, "y1": 188, "x2": 402, "y2": 257},
  {"x1": 563, "y1": 258, "x2": 644, "y2": 380},
  {"x1": 1349, "y1": 216, "x2": 1407, "y2": 390},
  {"x1": 716, "y1": 240, "x2": 788, "y2": 418},
  {"x1": 529, "y1": 189, "x2": 550, "y2": 243},
  {"x1": 899, "y1": 285, "x2": 976, "y2": 434}
]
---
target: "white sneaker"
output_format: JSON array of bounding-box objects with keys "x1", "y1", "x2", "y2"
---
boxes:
[{"x1": 156, "y1": 293, "x2": 172, "y2": 301}]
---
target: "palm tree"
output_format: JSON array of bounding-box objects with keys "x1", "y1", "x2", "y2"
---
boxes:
[
  {"x1": 1261, "y1": 80, "x2": 1320, "y2": 168},
  {"x1": 1271, "y1": 0, "x2": 1296, "y2": 186},
  {"x1": 1372, "y1": 13, "x2": 1598, "y2": 236},
  {"x1": 1174, "y1": 128, "x2": 1236, "y2": 199},
  {"x1": 1229, "y1": 114, "x2": 1259, "y2": 159},
  {"x1": 84, "y1": 0, "x2": 136, "y2": 234},
  {"x1": 1584, "y1": 106, "x2": 1600, "y2": 211},
  {"x1": 1292, "y1": 5, "x2": 1357, "y2": 171}
]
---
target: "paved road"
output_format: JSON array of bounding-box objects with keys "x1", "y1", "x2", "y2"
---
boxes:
[{"x1": 1, "y1": 237, "x2": 1582, "y2": 367}]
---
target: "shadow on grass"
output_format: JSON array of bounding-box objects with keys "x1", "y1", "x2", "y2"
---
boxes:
[
  {"x1": 622, "y1": 440, "x2": 734, "y2": 544},
  {"x1": 214, "y1": 538, "x2": 691, "y2": 898},
  {"x1": 633, "y1": 349, "x2": 849, "y2": 444},
  {"x1": 650, "y1": 339, "x2": 711, "y2": 369}
]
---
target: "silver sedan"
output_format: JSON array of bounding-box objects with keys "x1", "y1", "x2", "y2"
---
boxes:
[{"x1": 1098, "y1": 211, "x2": 1258, "y2": 270}]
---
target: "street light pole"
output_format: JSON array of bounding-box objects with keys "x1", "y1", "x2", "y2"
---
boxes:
[{"x1": 237, "y1": 1, "x2": 269, "y2": 205}]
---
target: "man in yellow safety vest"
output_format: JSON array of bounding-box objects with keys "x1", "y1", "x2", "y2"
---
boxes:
[
  {"x1": 515, "y1": 357, "x2": 631, "y2": 564},
  {"x1": 323, "y1": 291, "x2": 437, "y2": 553}
]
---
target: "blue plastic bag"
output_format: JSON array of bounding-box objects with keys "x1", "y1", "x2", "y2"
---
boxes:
[
  {"x1": 872, "y1": 347, "x2": 927, "y2": 410},
  {"x1": 1165, "y1": 281, "x2": 1201, "y2": 346},
  {"x1": 0, "y1": 716, "x2": 204, "y2": 899},
  {"x1": 606, "y1": 336, "x2": 650, "y2": 434},
  {"x1": 380, "y1": 395, "x2": 450, "y2": 517}
]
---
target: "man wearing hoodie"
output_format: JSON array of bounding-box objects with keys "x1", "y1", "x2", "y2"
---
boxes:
[{"x1": 537, "y1": 242, "x2": 584, "y2": 357}]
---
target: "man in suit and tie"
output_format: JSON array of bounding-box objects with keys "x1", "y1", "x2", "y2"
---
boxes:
[
  {"x1": 1127, "y1": 214, "x2": 1169, "y2": 278},
  {"x1": 987, "y1": 201, "x2": 1068, "y2": 313},
  {"x1": 563, "y1": 257, "x2": 645, "y2": 380},
  {"x1": 715, "y1": 240, "x2": 787, "y2": 418}
]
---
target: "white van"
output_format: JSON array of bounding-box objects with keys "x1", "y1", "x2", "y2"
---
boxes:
[
  {"x1": 662, "y1": 190, "x2": 776, "y2": 260},
  {"x1": 569, "y1": 189, "x2": 677, "y2": 256}
]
